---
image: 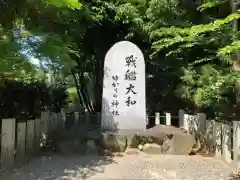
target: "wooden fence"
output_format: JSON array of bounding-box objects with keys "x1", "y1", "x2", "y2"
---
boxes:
[
  {"x1": 1, "y1": 109, "x2": 239, "y2": 169},
  {"x1": 68, "y1": 110, "x2": 239, "y2": 169},
  {"x1": 154, "y1": 110, "x2": 239, "y2": 168},
  {"x1": 0, "y1": 111, "x2": 64, "y2": 170}
]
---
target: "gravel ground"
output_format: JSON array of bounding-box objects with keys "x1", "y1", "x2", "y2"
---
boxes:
[{"x1": 0, "y1": 154, "x2": 237, "y2": 180}]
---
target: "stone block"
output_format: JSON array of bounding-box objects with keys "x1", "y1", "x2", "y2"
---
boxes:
[{"x1": 142, "y1": 143, "x2": 162, "y2": 154}]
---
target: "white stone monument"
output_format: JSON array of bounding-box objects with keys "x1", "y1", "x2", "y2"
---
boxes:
[{"x1": 101, "y1": 41, "x2": 146, "y2": 130}]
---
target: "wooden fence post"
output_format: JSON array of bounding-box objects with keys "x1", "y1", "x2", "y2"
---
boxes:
[
  {"x1": 1, "y1": 118, "x2": 16, "y2": 169},
  {"x1": 178, "y1": 109, "x2": 185, "y2": 128},
  {"x1": 205, "y1": 120, "x2": 216, "y2": 154},
  {"x1": 233, "y1": 121, "x2": 240, "y2": 168},
  {"x1": 53, "y1": 113, "x2": 57, "y2": 131},
  {"x1": 41, "y1": 111, "x2": 49, "y2": 134},
  {"x1": 197, "y1": 113, "x2": 207, "y2": 150},
  {"x1": 146, "y1": 113, "x2": 149, "y2": 126},
  {"x1": 155, "y1": 112, "x2": 160, "y2": 125},
  {"x1": 48, "y1": 112, "x2": 53, "y2": 132},
  {"x1": 40, "y1": 111, "x2": 48, "y2": 147},
  {"x1": 26, "y1": 120, "x2": 35, "y2": 163},
  {"x1": 97, "y1": 112, "x2": 101, "y2": 126},
  {"x1": 84, "y1": 111, "x2": 90, "y2": 125},
  {"x1": 74, "y1": 112, "x2": 79, "y2": 125},
  {"x1": 16, "y1": 121, "x2": 26, "y2": 166},
  {"x1": 197, "y1": 113, "x2": 206, "y2": 132},
  {"x1": 51, "y1": 113, "x2": 56, "y2": 131},
  {"x1": 56, "y1": 112, "x2": 62, "y2": 128},
  {"x1": 214, "y1": 122, "x2": 222, "y2": 158},
  {"x1": 34, "y1": 118, "x2": 41, "y2": 151},
  {"x1": 183, "y1": 114, "x2": 189, "y2": 132},
  {"x1": 222, "y1": 124, "x2": 232, "y2": 164},
  {"x1": 165, "y1": 113, "x2": 171, "y2": 125},
  {"x1": 61, "y1": 108, "x2": 66, "y2": 128}
]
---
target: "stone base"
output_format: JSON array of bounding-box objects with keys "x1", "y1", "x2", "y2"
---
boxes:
[
  {"x1": 100, "y1": 130, "x2": 140, "y2": 152},
  {"x1": 46, "y1": 125, "x2": 196, "y2": 156},
  {"x1": 100, "y1": 125, "x2": 196, "y2": 155}
]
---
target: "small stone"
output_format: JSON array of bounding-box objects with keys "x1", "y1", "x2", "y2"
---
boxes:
[
  {"x1": 127, "y1": 135, "x2": 140, "y2": 148},
  {"x1": 85, "y1": 140, "x2": 98, "y2": 155},
  {"x1": 166, "y1": 170, "x2": 177, "y2": 177},
  {"x1": 138, "y1": 144, "x2": 144, "y2": 151},
  {"x1": 100, "y1": 133, "x2": 128, "y2": 152},
  {"x1": 142, "y1": 143, "x2": 161, "y2": 154},
  {"x1": 102, "y1": 149, "x2": 113, "y2": 156},
  {"x1": 57, "y1": 141, "x2": 76, "y2": 154},
  {"x1": 113, "y1": 152, "x2": 124, "y2": 157},
  {"x1": 124, "y1": 147, "x2": 140, "y2": 155}
]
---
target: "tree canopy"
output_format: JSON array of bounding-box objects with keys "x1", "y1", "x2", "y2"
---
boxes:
[{"x1": 0, "y1": 0, "x2": 239, "y2": 119}]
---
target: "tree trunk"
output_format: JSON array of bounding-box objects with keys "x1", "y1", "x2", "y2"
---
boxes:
[
  {"x1": 78, "y1": 72, "x2": 93, "y2": 112},
  {"x1": 94, "y1": 52, "x2": 104, "y2": 112},
  {"x1": 71, "y1": 70, "x2": 87, "y2": 110},
  {"x1": 231, "y1": 0, "x2": 240, "y2": 118}
]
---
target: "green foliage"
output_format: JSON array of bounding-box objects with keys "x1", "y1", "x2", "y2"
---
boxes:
[
  {"x1": 149, "y1": 0, "x2": 240, "y2": 116},
  {"x1": 198, "y1": 0, "x2": 227, "y2": 11},
  {"x1": 0, "y1": 80, "x2": 68, "y2": 119},
  {"x1": 151, "y1": 13, "x2": 240, "y2": 55},
  {"x1": 218, "y1": 41, "x2": 240, "y2": 61},
  {"x1": 146, "y1": 0, "x2": 188, "y2": 29},
  {"x1": 45, "y1": 0, "x2": 82, "y2": 9},
  {"x1": 176, "y1": 66, "x2": 238, "y2": 106},
  {"x1": 37, "y1": 34, "x2": 77, "y2": 70},
  {"x1": 115, "y1": 2, "x2": 143, "y2": 25},
  {"x1": 67, "y1": 86, "x2": 79, "y2": 103},
  {"x1": 0, "y1": 25, "x2": 38, "y2": 81},
  {"x1": 0, "y1": 0, "x2": 239, "y2": 118}
]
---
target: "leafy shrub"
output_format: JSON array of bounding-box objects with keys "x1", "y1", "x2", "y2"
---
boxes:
[{"x1": 0, "y1": 79, "x2": 68, "y2": 120}]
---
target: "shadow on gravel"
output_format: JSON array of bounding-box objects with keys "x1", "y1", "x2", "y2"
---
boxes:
[
  {"x1": 229, "y1": 173, "x2": 240, "y2": 180},
  {"x1": 0, "y1": 155, "x2": 116, "y2": 180}
]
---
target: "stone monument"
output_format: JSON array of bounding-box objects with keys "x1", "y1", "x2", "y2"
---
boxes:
[{"x1": 101, "y1": 41, "x2": 146, "y2": 130}]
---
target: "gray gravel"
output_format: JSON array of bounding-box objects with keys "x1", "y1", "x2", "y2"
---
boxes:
[{"x1": 0, "y1": 154, "x2": 236, "y2": 180}]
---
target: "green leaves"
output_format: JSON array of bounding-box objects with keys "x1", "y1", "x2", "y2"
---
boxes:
[
  {"x1": 0, "y1": 26, "x2": 37, "y2": 81},
  {"x1": 149, "y1": 0, "x2": 240, "y2": 114},
  {"x1": 152, "y1": 13, "x2": 240, "y2": 55},
  {"x1": 36, "y1": 34, "x2": 77, "y2": 74},
  {"x1": 146, "y1": 0, "x2": 186, "y2": 28},
  {"x1": 0, "y1": 0, "x2": 238, "y2": 115},
  {"x1": 218, "y1": 41, "x2": 240, "y2": 63},
  {"x1": 198, "y1": 0, "x2": 227, "y2": 11},
  {"x1": 176, "y1": 65, "x2": 239, "y2": 108},
  {"x1": 115, "y1": 2, "x2": 143, "y2": 25},
  {"x1": 45, "y1": 0, "x2": 82, "y2": 9}
]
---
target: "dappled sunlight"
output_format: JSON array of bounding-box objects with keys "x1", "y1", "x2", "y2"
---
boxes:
[
  {"x1": 1, "y1": 155, "x2": 116, "y2": 180},
  {"x1": 229, "y1": 171, "x2": 240, "y2": 180}
]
